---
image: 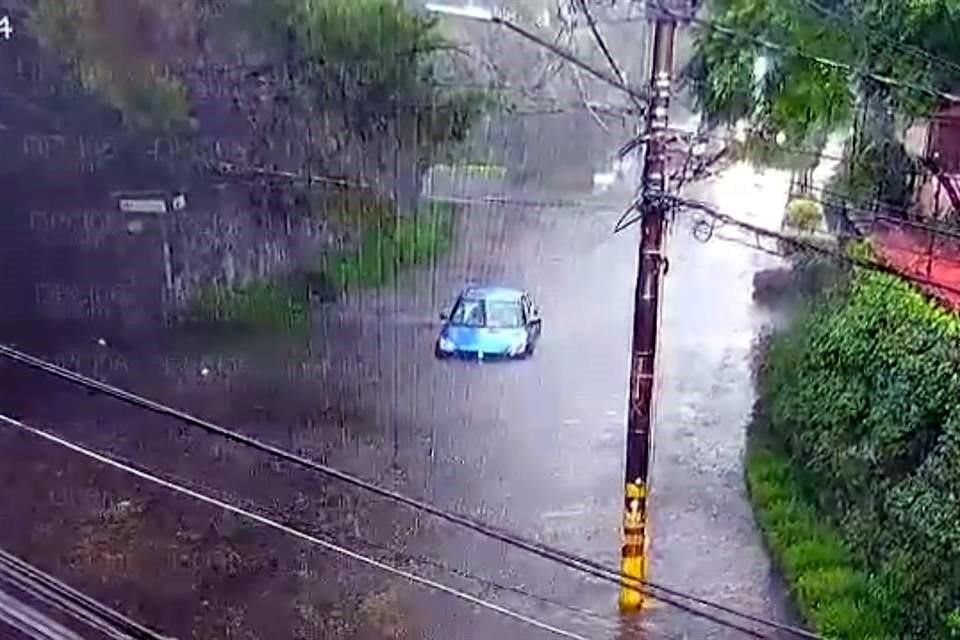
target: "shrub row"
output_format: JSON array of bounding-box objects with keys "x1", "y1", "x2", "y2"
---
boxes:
[
  {"x1": 746, "y1": 433, "x2": 889, "y2": 638},
  {"x1": 753, "y1": 271, "x2": 960, "y2": 639}
]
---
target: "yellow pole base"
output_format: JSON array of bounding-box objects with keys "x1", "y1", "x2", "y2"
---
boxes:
[
  {"x1": 618, "y1": 554, "x2": 646, "y2": 612},
  {"x1": 620, "y1": 481, "x2": 649, "y2": 613}
]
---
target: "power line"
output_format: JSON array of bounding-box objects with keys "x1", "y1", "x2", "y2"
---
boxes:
[
  {"x1": 0, "y1": 413, "x2": 593, "y2": 640},
  {"x1": 656, "y1": 0, "x2": 960, "y2": 105},
  {"x1": 794, "y1": 0, "x2": 960, "y2": 79},
  {"x1": 0, "y1": 548, "x2": 173, "y2": 640},
  {"x1": 573, "y1": 0, "x2": 631, "y2": 95},
  {"x1": 307, "y1": 526, "x2": 666, "y2": 639},
  {"x1": 691, "y1": 129, "x2": 849, "y2": 166},
  {"x1": 664, "y1": 194, "x2": 960, "y2": 296},
  {"x1": 0, "y1": 344, "x2": 818, "y2": 640},
  {"x1": 0, "y1": 586, "x2": 84, "y2": 640},
  {"x1": 483, "y1": 12, "x2": 650, "y2": 106}
]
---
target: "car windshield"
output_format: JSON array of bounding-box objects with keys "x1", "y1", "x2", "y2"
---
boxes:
[{"x1": 450, "y1": 298, "x2": 523, "y2": 328}]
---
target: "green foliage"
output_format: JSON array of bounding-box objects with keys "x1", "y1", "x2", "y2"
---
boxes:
[
  {"x1": 688, "y1": 0, "x2": 857, "y2": 142},
  {"x1": 257, "y1": 0, "x2": 440, "y2": 96},
  {"x1": 247, "y1": 0, "x2": 487, "y2": 149},
  {"x1": 758, "y1": 272, "x2": 960, "y2": 639},
  {"x1": 785, "y1": 198, "x2": 824, "y2": 232},
  {"x1": 184, "y1": 199, "x2": 454, "y2": 330},
  {"x1": 689, "y1": 0, "x2": 960, "y2": 172},
  {"x1": 314, "y1": 201, "x2": 453, "y2": 291},
  {"x1": 29, "y1": 0, "x2": 487, "y2": 150},
  {"x1": 188, "y1": 281, "x2": 310, "y2": 331},
  {"x1": 29, "y1": 0, "x2": 192, "y2": 133},
  {"x1": 824, "y1": 133, "x2": 920, "y2": 215},
  {"x1": 746, "y1": 440, "x2": 890, "y2": 639}
]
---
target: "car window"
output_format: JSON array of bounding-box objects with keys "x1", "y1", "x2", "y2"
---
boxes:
[
  {"x1": 486, "y1": 301, "x2": 523, "y2": 328},
  {"x1": 450, "y1": 298, "x2": 485, "y2": 327},
  {"x1": 449, "y1": 298, "x2": 523, "y2": 328}
]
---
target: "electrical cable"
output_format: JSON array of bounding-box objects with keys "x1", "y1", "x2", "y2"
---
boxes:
[
  {"x1": 665, "y1": 194, "x2": 960, "y2": 296},
  {"x1": 488, "y1": 13, "x2": 649, "y2": 106},
  {"x1": 0, "y1": 413, "x2": 593, "y2": 640},
  {"x1": 794, "y1": 0, "x2": 960, "y2": 78},
  {"x1": 0, "y1": 548, "x2": 173, "y2": 640},
  {"x1": 573, "y1": 0, "x2": 642, "y2": 116},
  {"x1": 0, "y1": 345, "x2": 818, "y2": 640},
  {"x1": 302, "y1": 525, "x2": 664, "y2": 639},
  {"x1": 691, "y1": 129, "x2": 849, "y2": 166}
]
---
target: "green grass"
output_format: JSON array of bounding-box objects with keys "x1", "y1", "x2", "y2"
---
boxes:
[
  {"x1": 183, "y1": 201, "x2": 455, "y2": 331},
  {"x1": 186, "y1": 281, "x2": 310, "y2": 331},
  {"x1": 745, "y1": 433, "x2": 894, "y2": 639},
  {"x1": 315, "y1": 202, "x2": 453, "y2": 292}
]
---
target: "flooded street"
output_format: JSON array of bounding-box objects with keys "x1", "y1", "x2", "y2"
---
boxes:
[{"x1": 0, "y1": 165, "x2": 799, "y2": 638}]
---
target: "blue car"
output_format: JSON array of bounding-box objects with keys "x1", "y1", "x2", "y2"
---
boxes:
[{"x1": 435, "y1": 286, "x2": 542, "y2": 360}]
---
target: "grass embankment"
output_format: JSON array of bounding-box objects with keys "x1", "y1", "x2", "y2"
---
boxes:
[
  {"x1": 186, "y1": 198, "x2": 453, "y2": 331},
  {"x1": 319, "y1": 197, "x2": 452, "y2": 292},
  {"x1": 746, "y1": 420, "x2": 890, "y2": 638},
  {"x1": 190, "y1": 281, "x2": 311, "y2": 331},
  {"x1": 748, "y1": 270, "x2": 960, "y2": 640}
]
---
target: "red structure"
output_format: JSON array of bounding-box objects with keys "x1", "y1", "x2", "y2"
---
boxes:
[{"x1": 872, "y1": 216, "x2": 960, "y2": 310}]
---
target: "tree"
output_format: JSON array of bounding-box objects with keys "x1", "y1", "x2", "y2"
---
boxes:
[
  {"x1": 687, "y1": 0, "x2": 960, "y2": 211},
  {"x1": 25, "y1": 0, "x2": 488, "y2": 206},
  {"x1": 28, "y1": 0, "x2": 196, "y2": 134}
]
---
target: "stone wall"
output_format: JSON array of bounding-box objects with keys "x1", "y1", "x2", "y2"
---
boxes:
[{"x1": 2, "y1": 180, "x2": 339, "y2": 342}]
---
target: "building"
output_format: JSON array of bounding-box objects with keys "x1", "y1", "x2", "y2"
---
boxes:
[{"x1": 903, "y1": 104, "x2": 960, "y2": 220}]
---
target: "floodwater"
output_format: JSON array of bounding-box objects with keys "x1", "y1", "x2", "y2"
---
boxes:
[{"x1": 0, "y1": 164, "x2": 801, "y2": 639}]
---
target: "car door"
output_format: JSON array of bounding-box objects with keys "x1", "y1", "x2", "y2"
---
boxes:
[{"x1": 523, "y1": 294, "x2": 541, "y2": 342}]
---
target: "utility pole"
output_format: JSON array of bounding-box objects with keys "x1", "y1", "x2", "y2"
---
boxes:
[{"x1": 619, "y1": 0, "x2": 682, "y2": 613}]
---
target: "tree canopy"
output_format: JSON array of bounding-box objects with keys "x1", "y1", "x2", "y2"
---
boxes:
[
  {"x1": 28, "y1": 0, "x2": 196, "y2": 133},
  {"x1": 688, "y1": 0, "x2": 960, "y2": 185},
  {"x1": 25, "y1": 0, "x2": 488, "y2": 171}
]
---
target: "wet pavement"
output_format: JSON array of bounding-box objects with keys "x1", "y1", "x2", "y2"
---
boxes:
[{"x1": 0, "y1": 165, "x2": 800, "y2": 639}]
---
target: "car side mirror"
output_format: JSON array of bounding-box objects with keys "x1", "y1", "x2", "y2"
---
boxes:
[{"x1": 439, "y1": 311, "x2": 449, "y2": 321}]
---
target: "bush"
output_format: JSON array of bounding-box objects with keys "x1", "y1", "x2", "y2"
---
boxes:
[
  {"x1": 785, "y1": 198, "x2": 824, "y2": 232},
  {"x1": 313, "y1": 201, "x2": 453, "y2": 292},
  {"x1": 746, "y1": 439, "x2": 890, "y2": 639},
  {"x1": 755, "y1": 271, "x2": 960, "y2": 639},
  {"x1": 188, "y1": 281, "x2": 309, "y2": 331},
  {"x1": 183, "y1": 199, "x2": 454, "y2": 330}
]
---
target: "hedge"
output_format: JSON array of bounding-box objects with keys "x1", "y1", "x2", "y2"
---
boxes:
[
  {"x1": 747, "y1": 420, "x2": 892, "y2": 639},
  {"x1": 755, "y1": 271, "x2": 960, "y2": 639}
]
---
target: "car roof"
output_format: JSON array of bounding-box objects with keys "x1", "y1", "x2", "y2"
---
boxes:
[{"x1": 460, "y1": 286, "x2": 525, "y2": 302}]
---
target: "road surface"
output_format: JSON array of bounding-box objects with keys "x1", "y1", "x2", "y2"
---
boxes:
[{"x1": 0, "y1": 165, "x2": 800, "y2": 638}]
